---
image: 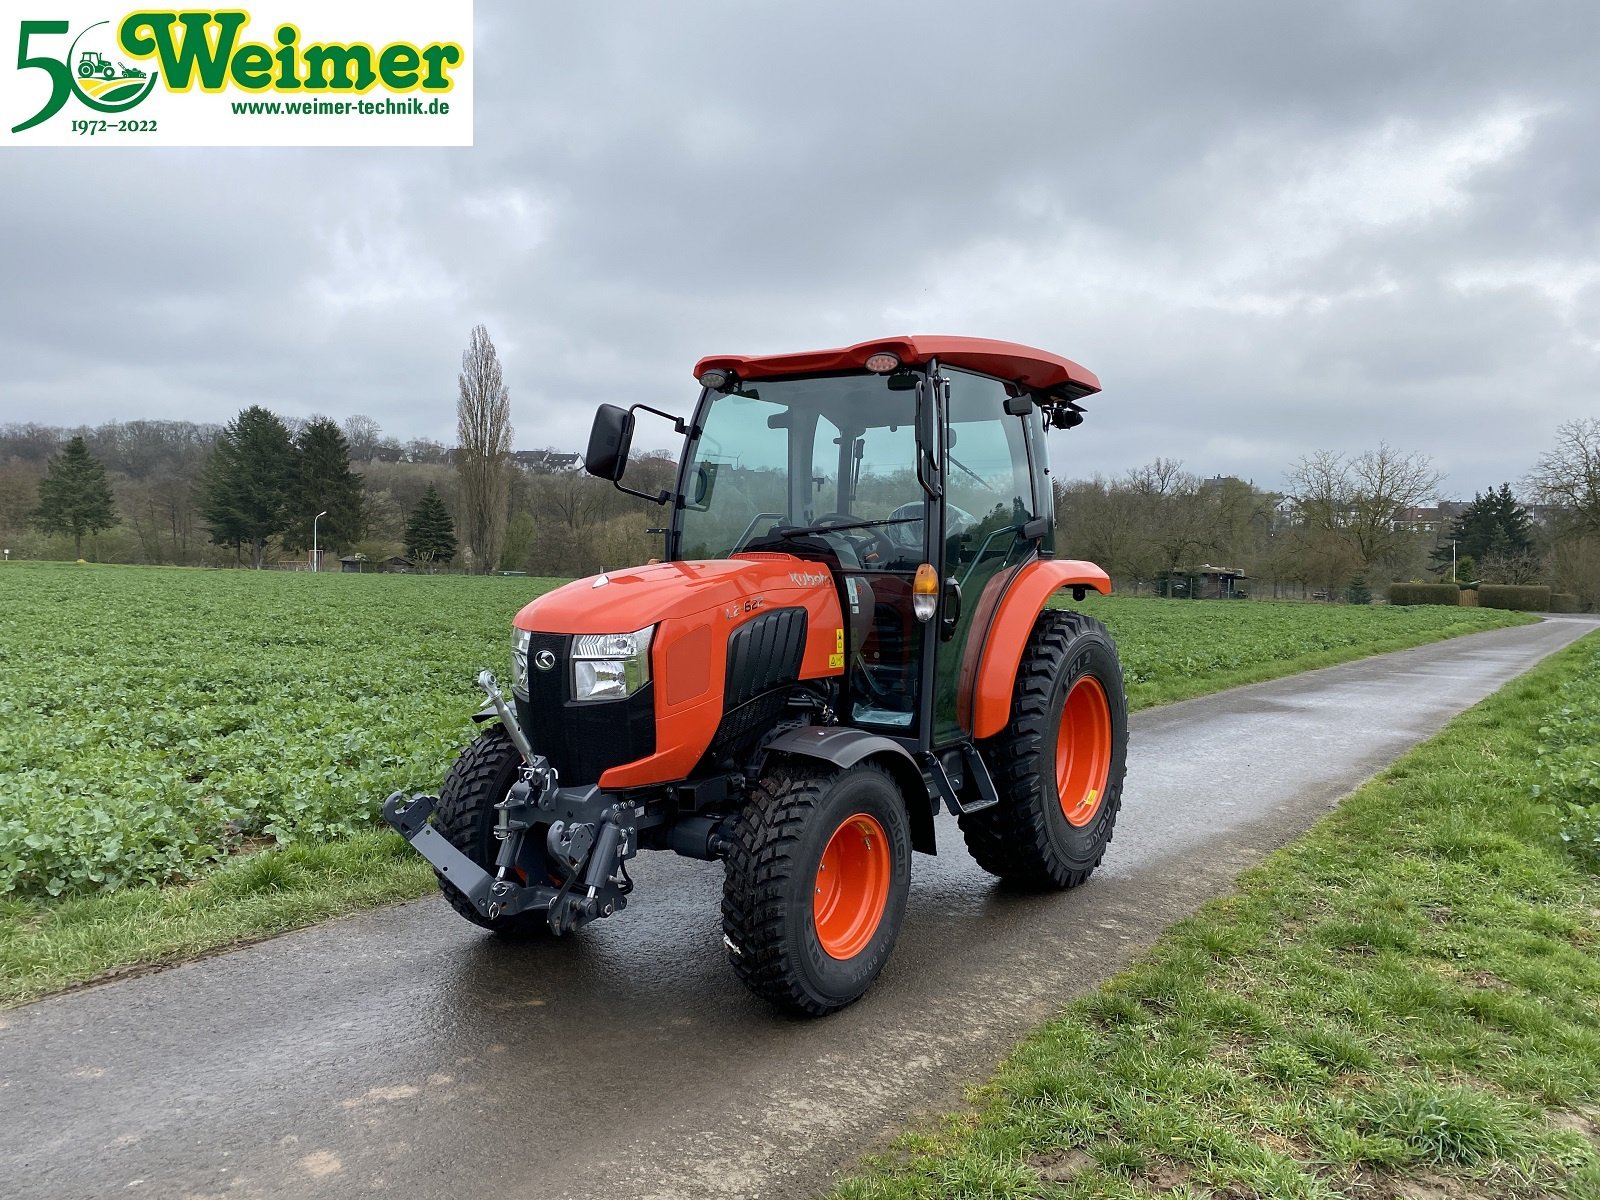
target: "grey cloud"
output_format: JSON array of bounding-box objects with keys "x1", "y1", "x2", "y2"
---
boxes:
[{"x1": 3, "y1": 1, "x2": 1599, "y2": 496}]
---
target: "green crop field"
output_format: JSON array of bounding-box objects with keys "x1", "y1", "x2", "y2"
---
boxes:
[{"x1": 0, "y1": 562, "x2": 1531, "y2": 904}]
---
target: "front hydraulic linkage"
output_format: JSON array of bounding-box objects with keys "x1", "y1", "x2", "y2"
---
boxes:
[{"x1": 381, "y1": 671, "x2": 636, "y2": 934}]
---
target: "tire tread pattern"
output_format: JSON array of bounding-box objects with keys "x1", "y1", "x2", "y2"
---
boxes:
[
  {"x1": 720, "y1": 761, "x2": 835, "y2": 1014},
  {"x1": 959, "y1": 610, "x2": 1126, "y2": 889}
]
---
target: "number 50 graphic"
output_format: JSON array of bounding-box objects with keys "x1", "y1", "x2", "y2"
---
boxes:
[{"x1": 12, "y1": 19, "x2": 159, "y2": 133}]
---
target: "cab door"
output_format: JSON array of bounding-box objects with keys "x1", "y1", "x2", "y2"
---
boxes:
[{"x1": 929, "y1": 366, "x2": 1049, "y2": 746}]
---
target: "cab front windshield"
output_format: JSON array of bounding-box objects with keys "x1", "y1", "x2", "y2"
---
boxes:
[{"x1": 677, "y1": 373, "x2": 927, "y2": 568}]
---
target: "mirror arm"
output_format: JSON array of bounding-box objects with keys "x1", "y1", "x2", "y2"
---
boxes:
[
  {"x1": 613, "y1": 479, "x2": 671, "y2": 506},
  {"x1": 629, "y1": 402, "x2": 693, "y2": 436}
]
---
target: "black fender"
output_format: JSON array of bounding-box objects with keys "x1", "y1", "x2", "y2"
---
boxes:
[
  {"x1": 470, "y1": 701, "x2": 499, "y2": 723},
  {"x1": 758, "y1": 726, "x2": 937, "y2": 855}
]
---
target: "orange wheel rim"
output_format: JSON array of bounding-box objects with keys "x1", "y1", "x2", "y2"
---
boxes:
[
  {"x1": 813, "y1": 813, "x2": 891, "y2": 960},
  {"x1": 1056, "y1": 675, "x2": 1112, "y2": 827}
]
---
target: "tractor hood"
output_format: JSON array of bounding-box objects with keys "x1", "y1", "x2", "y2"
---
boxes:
[{"x1": 512, "y1": 553, "x2": 836, "y2": 634}]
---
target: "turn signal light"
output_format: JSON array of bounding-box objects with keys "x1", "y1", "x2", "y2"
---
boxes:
[{"x1": 912, "y1": 562, "x2": 938, "y2": 622}]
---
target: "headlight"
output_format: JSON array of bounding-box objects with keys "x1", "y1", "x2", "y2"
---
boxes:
[
  {"x1": 571, "y1": 625, "x2": 653, "y2": 702},
  {"x1": 511, "y1": 627, "x2": 531, "y2": 694}
]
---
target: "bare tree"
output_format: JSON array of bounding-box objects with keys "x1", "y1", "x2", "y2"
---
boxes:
[
  {"x1": 455, "y1": 325, "x2": 513, "y2": 574},
  {"x1": 1527, "y1": 418, "x2": 1600, "y2": 611},
  {"x1": 1287, "y1": 444, "x2": 1441, "y2": 580},
  {"x1": 1527, "y1": 417, "x2": 1600, "y2": 536},
  {"x1": 341, "y1": 415, "x2": 383, "y2": 463}
]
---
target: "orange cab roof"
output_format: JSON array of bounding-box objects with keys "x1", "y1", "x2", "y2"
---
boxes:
[{"x1": 692, "y1": 335, "x2": 1100, "y2": 397}]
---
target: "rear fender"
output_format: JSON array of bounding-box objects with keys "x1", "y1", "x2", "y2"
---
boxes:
[
  {"x1": 758, "y1": 727, "x2": 936, "y2": 855},
  {"x1": 961, "y1": 559, "x2": 1111, "y2": 739}
]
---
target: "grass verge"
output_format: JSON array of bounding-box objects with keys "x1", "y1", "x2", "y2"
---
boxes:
[
  {"x1": 0, "y1": 833, "x2": 433, "y2": 1006},
  {"x1": 829, "y1": 629, "x2": 1600, "y2": 1200},
  {"x1": 0, "y1": 597, "x2": 1542, "y2": 1009}
]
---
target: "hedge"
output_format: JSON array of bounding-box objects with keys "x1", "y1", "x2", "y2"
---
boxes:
[
  {"x1": 1551, "y1": 592, "x2": 1580, "y2": 614},
  {"x1": 1388, "y1": 583, "x2": 1462, "y2": 606},
  {"x1": 1477, "y1": 584, "x2": 1552, "y2": 611}
]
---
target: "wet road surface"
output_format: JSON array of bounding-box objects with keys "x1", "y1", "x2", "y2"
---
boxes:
[{"x1": 3, "y1": 616, "x2": 1595, "y2": 1200}]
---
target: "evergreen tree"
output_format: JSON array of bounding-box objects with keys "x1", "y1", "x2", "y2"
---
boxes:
[
  {"x1": 1432, "y1": 482, "x2": 1535, "y2": 571},
  {"x1": 32, "y1": 435, "x2": 116, "y2": 557},
  {"x1": 284, "y1": 417, "x2": 364, "y2": 555},
  {"x1": 404, "y1": 484, "x2": 457, "y2": 568},
  {"x1": 198, "y1": 406, "x2": 295, "y2": 568}
]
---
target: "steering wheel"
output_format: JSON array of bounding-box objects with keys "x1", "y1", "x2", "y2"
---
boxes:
[
  {"x1": 886, "y1": 502, "x2": 975, "y2": 550},
  {"x1": 810, "y1": 512, "x2": 896, "y2": 567}
]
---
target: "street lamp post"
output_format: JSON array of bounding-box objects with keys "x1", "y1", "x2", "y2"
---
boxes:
[
  {"x1": 1451, "y1": 539, "x2": 1458, "y2": 583},
  {"x1": 312, "y1": 510, "x2": 328, "y2": 573}
]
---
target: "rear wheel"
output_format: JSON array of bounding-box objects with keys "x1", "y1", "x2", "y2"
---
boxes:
[
  {"x1": 721, "y1": 760, "x2": 911, "y2": 1015},
  {"x1": 960, "y1": 610, "x2": 1128, "y2": 889},
  {"x1": 432, "y1": 724, "x2": 557, "y2": 938}
]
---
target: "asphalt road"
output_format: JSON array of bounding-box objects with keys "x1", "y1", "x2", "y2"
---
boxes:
[{"x1": 3, "y1": 616, "x2": 1595, "y2": 1200}]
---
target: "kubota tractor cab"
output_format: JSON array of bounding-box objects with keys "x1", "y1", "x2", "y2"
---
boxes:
[{"x1": 384, "y1": 335, "x2": 1129, "y2": 1014}]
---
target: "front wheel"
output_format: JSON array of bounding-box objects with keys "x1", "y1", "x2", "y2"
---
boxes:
[
  {"x1": 721, "y1": 760, "x2": 912, "y2": 1015},
  {"x1": 960, "y1": 609, "x2": 1128, "y2": 889}
]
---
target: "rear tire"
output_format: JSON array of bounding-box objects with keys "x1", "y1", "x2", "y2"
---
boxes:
[
  {"x1": 721, "y1": 760, "x2": 911, "y2": 1015},
  {"x1": 432, "y1": 724, "x2": 555, "y2": 938},
  {"x1": 960, "y1": 610, "x2": 1128, "y2": 889}
]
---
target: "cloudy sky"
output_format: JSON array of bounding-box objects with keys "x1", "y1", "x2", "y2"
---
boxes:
[{"x1": 4, "y1": 1, "x2": 1598, "y2": 496}]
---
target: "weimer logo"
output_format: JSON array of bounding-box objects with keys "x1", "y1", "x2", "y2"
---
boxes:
[
  {"x1": 3, "y1": 2, "x2": 474, "y2": 147},
  {"x1": 11, "y1": 18, "x2": 160, "y2": 131}
]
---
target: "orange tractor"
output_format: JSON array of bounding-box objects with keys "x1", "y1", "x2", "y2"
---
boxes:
[{"x1": 384, "y1": 336, "x2": 1128, "y2": 1014}]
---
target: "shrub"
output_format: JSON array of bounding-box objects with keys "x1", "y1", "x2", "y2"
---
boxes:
[
  {"x1": 1346, "y1": 575, "x2": 1372, "y2": 605},
  {"x1": 1477, "y1": 584, "x2": 1551, "y2": 612},
  {"x1": 1388, "y1": 583, "x2": 1461, "y2": 606},
  {"x1": 1550, "y1": 592, "x2": 1580, "y2": 614}
]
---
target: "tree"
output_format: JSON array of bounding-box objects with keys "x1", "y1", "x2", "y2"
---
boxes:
[
  {"x1": 1528, "y1": 418, "x2": 1600, "y2": 610},
  {"x1": 198, "y1": 405, "x2": 295, "y2": 568},
  {"x1": 341, "y1": 414, "x2": 383, "y2": 462},
  {"x1": 1286, "y1": 444, "x2": 1441, "y2": 579},
  {"x1": 404, "y1": 484, "x2": 457, "y2": 569},
  {"x1": 32, "y1": 435, "x2": 116, "y2": 557},
  {"x1": 455, "y1": 324, "x2": 513, "y2": 574},
  {"x1": 1528, "y1": 418, "x2": 1600, "y2": 536},
  {"x1": 499, "y1": 510, "x2": 535, "y2": 571},
  {"x1": 1432, "y1": 483, "x2": 1533, "y2": 574},
  {"x1": 284, "y1": 417, "x2": 364, "y2": 555}
]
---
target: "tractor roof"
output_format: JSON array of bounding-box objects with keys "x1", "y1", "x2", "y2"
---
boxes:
[{"x1": 693, "y1": 335, "x2": 1100, "y2": 398}]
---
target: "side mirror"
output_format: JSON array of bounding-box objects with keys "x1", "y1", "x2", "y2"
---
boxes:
[
  {"x1": 685, "y1": 461, "x2": 718, "y2": 512},
  {"x1": 585, "y1": 404, "x2": 635, "y2": 482}
]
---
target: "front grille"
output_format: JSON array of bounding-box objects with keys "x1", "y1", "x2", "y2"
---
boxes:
[{"x1": 514, "y1": 632, "x2": 656, "y2": 785}]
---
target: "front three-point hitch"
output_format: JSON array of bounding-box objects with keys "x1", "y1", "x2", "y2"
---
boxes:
[{"x1": 382, "y1": 673, "x2": 635, "y2": 935}]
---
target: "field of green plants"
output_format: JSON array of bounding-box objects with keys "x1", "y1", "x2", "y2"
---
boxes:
[
  {"x1": 1071, "y1": 592, "x2": 1530, "y2": 700},
  {"x1": 0, "y1": 562, "x2": 1530, "y2": 901}
]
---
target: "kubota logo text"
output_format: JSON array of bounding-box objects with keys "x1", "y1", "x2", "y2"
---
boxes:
[{"x1": 3, "y1": 2, "x2": 473, "y2": 147}]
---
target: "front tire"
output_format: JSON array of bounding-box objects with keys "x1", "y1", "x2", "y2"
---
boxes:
[
  {"x1": 721, "y1": 760, "x2": 912, "y2": 1015},
  {"x1": 960, "y1": 610, "x2": 1128, "y2": 889},
  {"x1": 432, "y1": 724, "x2": 555, "y2": 938}
]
